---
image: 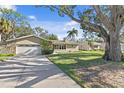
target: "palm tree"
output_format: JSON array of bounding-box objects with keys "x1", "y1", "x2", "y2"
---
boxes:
[
  {"x1": 0, "y1": 18, "x2": 12, "y2": 42},
  {"x1": 66, "y1": 28, "x2": 78, "y2": 41}
]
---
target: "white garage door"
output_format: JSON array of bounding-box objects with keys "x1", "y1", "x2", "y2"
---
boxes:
[{"x1": 16, "y1": 44, "x2": 41, "y2": 55}]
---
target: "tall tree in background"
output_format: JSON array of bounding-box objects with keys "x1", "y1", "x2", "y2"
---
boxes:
[
  {"x1": 0, "y1": 18, "x2": 12, "y2": 42},
  {"x1": 44, "y1": 5, "x2": 124, "y2": 61},
  {"x1": 33, "y1": 26, "x2": 47, "y2": 37},
  {"x1": 15, "y1": 24, "x2": 33, "y2": 38},
  {"x1": 66, "y1": 28, "x2": 78, "y2": 41},
  {"x1": 0, "y1": 8, "x2": 29, "y2": 40},
  {"x1": 47, "y1": 34, "x2": 58, "y2": 40},
  {"x1": 33, "y1": 26, "x2": 58, "y2": 40},
  {"x1": 83, "y1": 31, "x2": 101, "y2": 42},
  {"x1": 82, "y1": 31, "x2": 101, "y2": 49}
]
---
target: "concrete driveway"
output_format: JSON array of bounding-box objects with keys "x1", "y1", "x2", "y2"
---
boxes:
[{"x1": 0, "y1": 55, "x2": 80, "y2": 88}]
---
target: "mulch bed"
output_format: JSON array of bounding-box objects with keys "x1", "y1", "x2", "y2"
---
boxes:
[{"x1": 75, "y1": 63, "x2": 124, "y2": 88}]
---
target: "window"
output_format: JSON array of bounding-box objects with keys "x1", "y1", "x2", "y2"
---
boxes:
[{"x1": 54, "y1": 44, "x2": 66, "y2": 50}]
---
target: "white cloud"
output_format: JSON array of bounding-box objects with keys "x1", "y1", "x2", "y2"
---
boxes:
[
  {"x1": 0, "y1": 5, "x2": 16, "y2": 11},
  {"x1": 28, "y1": 15, "x2": 37, "y2": 20},
  {"x1": 65, "y1": 21, "x2": 78, "y2": 26},
  {"x1": 64, "y1": 21, "x2": 80, "y2": 31},
  {"x1": 30, "y1": 20, "x2": 83, "y2": 40}
]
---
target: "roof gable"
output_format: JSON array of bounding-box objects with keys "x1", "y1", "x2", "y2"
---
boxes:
[
  {"x1": 0, "y1": 35, "x2": 50, "y2": 45},
  {"x1": 7, "y1": 35, "x2": 40, "y2": 42}
]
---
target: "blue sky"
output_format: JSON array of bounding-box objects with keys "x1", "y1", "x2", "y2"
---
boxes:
[{"x1": 0, "y1": 5, "x2": 89, "y2": 40}]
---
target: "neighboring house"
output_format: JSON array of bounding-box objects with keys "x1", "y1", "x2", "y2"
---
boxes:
[
  {"x1": 0, "y1": 35, "x2": 44, "y2": 55},
  {"x1": 78, "y1": 42, "x2": 91, "y2": 50},
  {"x1": 78, "y1": 41, "x2": 105, "y2": 50},
  {"x1": 121, "y1": 44, "x2": 124, "y2": 51},
  {"x1": 51, "y1": 40, "x2": 79, "y2": 53},
  {"x1": 92, "y1": 42, "x2": 105, "y2": 50},
  {"x1": 51, "y1": 40, "x2": 105, "y2": 53}
]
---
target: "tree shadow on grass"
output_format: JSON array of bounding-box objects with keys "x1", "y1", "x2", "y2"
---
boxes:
[
  {"x1": 50, "y1": 52, "x2": 103, "y2": 60},
  {"x1": 55, "y1": 57, "x2": 124, "y2": 88}
]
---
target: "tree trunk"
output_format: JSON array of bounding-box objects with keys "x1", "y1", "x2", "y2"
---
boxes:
[
  {"x1": 109, "y1": 30, "x2": 122, "y2": 61},
  {"x1": 0, "y1": 33, "x2": 1, "y2": 42},
  {"x1": 103, "y1": 37, "x2": 110, "y2": 60},
  {"x1": 102, "y1": 31, "x2": 122, "y2": 61}
]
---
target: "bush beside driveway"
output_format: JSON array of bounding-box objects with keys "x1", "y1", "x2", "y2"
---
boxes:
[{"x1": 0, "y1": 54, "x2": 15, "y2": 61}]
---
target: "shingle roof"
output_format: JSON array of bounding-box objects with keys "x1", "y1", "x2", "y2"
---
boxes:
[
  {"x1": 0, "y1": 35, "x2": 49, "y2": 45},
  {"x1": 51, "y1": 40, "x2": 78, "y2": 45},
  {"x1": 7, "y1": 35, "x2": 43, "y2": 42}
]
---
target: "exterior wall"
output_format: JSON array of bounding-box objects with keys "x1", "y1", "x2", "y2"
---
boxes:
[
  {"x1": 78, "y1": 44, "x2": 91, "y2": 50},
  {"x1": 101, "y1": 43, "x2": 105, "y2": 50},
  {"x1": 53, "y1": 44, "x2": 79, "y2": 53},
  {"x1": 92, "y1": 43, "x2": 105, "y2": 50},
  {"x1": 79, "y1": 42, "x2": 105, "y2": 50},
  {"x1": 0, "y1": 42, "x2": 16, "y2": 54},
  {"x1": 16, "y1": 36, "x2": 41, "y2": 45},
  {"x1": 53, "y1": 49, "x2": 67, "y2": 53},
  {"x1": 0, "y1": 36, "x2": 41, "y2": 54},
  {"x1": 66, "y1": 45, "x2": 79, "y2": 52}
]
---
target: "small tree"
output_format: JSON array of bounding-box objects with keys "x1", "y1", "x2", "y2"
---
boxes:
[
  {"x1": 0, "y1": 18, "x2": 12, "y2": 42},
  {"x1": 15, "y1": 24, "x2": 33, "y2": 38},
  {"x1": 47, "y1": 34, "x2": 58, "y2": 40},
  {"x1": 0, "y1": 8, "x2": 28, "y2": 40},
  {"x1": 40, "y1": 39, "x2": 53, "y2": 54}
]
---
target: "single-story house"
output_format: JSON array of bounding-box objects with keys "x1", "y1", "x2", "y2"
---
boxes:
[
  {"x1": 121, "y1": 44, "x2": 124, "y2": 51},
  {"x1": 1, "y1": 34, "x2": 115, "y2": 55},
  {"x1": 51, "y1": 40, "x2": 79, "y2": 53},
  {"x1": 92, "y1": 42, "x2": 105, "y2": 50},
  {"x1": 0, "y1": 35, "x2": 79, "y2": 55},
  {"x1": 78, "y1": 42, "x2": 91, "y2": 50},
  {"x1": 0, "y1": 35, "x2": 44, "y2": 55},
  {"x1": 78, "y1": 41, "x2": 105, "y2": 50}
]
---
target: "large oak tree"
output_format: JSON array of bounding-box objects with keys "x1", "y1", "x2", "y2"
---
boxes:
[{"x1": 44, "y1": 5, "x2": 124, "y2": 61}]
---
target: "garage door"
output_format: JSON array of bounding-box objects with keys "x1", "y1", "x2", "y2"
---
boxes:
[{"x1": 16, "y1": 44, "x2": 41, "y2": 55}]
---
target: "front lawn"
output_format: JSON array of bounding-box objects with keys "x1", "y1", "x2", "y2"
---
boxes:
[
  {"x1": 0, "y1": 54, "x2": 15, "y2": 61},
  {"x1": 48, "y1": 51, "x2": 124, "y2": 88}
]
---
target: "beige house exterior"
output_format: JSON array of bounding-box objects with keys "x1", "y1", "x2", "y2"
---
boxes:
[
  {"x1": 0, "y1": 35, "x2": 80, "y2": 55},
  {"x1": 0, "y1": 34, "x2": 107, "y2": 55},
  {"x1": 51, "y1": 40, "x2": 79, "y2": 53},
  {"x1": 78, "y1": 42, "x2": 91, "y2": 50},
  {"x1": 78, "y1": 41, "x2": 105, "y2": 50},
  {"x1": 0, "y1": 35, "x2": 43, "y2": 55}
]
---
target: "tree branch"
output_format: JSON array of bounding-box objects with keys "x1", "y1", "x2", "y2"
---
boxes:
[
  {"x1": 50, "y1": 6, "x2": 81, "y2": 23},
  {"x1": 49, "y1": 5, "x2": 109, "y2": 40},
  {"x1": 110, "y1": 6, "x2": 124, "y2": 31},
  {"x1": 81, "y1": 22, "x2": 108, "y2": 39},
  {"x1": 93, "y1": 5, "x2": 114, "y2": 31}
]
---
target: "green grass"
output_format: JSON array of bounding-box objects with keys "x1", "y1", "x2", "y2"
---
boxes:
[
  {"x1": 48, "y1": 50, "x2": 124, "y2": 87},
  {"x1": 0, "y1": 54, "x2": 15, "y2": 61}
]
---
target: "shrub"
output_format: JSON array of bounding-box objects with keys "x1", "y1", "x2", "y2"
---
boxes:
[
  {"x1": 42, "y1": 49, "x2": 54, "y2": 55},
  {"x1": 0, "y1": 54, "x2": 15, "y2": 57},
  {"x1": 40, "y1": 39, "x2": 54, "y2": 55}
]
